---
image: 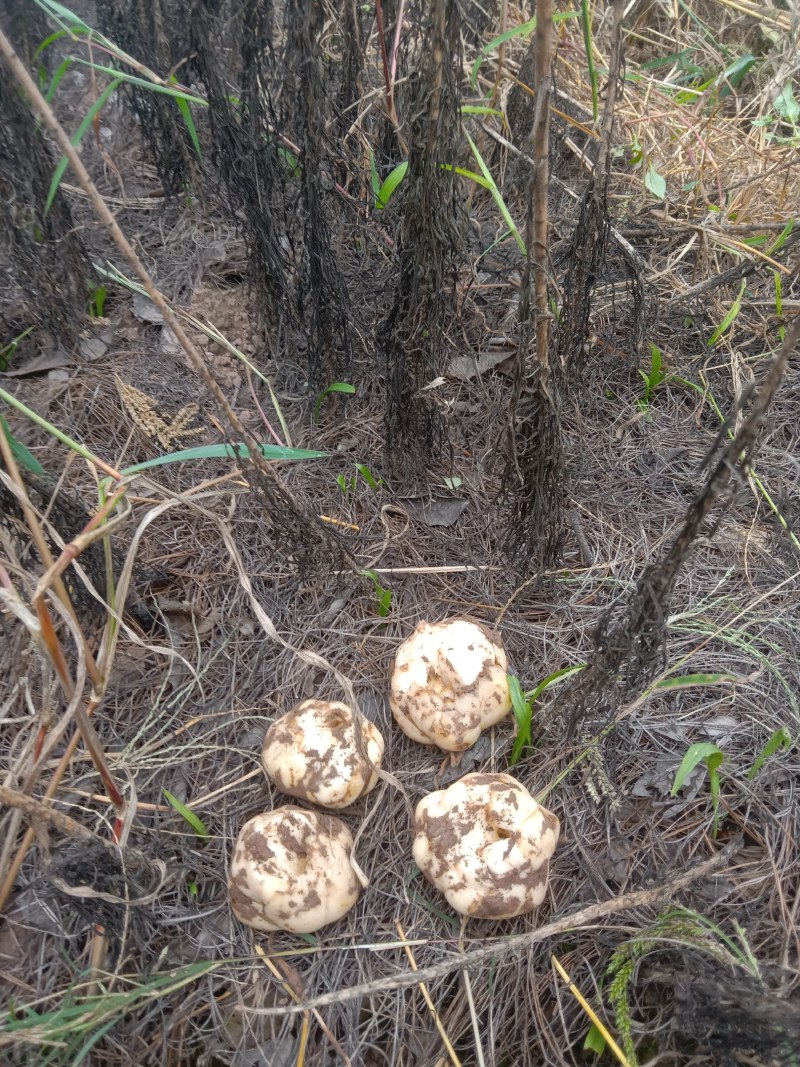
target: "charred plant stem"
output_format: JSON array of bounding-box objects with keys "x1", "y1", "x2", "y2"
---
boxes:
[
  {"x1": 375, "y1": 0, "x2": 398, "y2": 126},
  {"x1": 0, "y1": 26, "x2": 351, "y2": 576},
  {"x1": 531, "y1": 0, "x2": 553, "y2": 384}
]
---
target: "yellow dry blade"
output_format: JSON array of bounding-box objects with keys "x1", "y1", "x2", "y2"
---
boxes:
[{"x1": 551, "y1": 954, "x2": 631, "y2": 1067}]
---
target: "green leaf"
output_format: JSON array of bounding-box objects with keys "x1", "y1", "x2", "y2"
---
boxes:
[
  {"x1": 0, "y1": 415, "x2": 46, "y2": 477},
  {"x1": 361, "y1": 569, "x2": 392, "y2": 617},
  {"x1": 653, "y1": 672, "x2": 740, "y2": 691},
  {"x1": 463, "y1": 129, "x2": 526, "y2": 255},
  {"x1": 163, "y1": 789, "x2": 209, "y2": 840},
  {"x1": 369, "y1": 150, "x2": 381, "y2": 198},
  {"x1": 748, "y1": 727, "x2": 792, "y2": 779},
  {"x1": 313, "y1": 381, "x2": 355, "y2": 421},
  {"x1": 584, "y1": 1022, "x2": 607, "y2": 1055},
  {"x1": 44, "y1": 56, "x2": 74, "y2": 103},
  {"x1": 766, "y1": 219, "x2": 793, "y2": 256},
  {"x1": 71, "y1": 60, "x2": 208, "y2": 104},
  {"x1": 174, "y1": 90, "x2": 202, "y2": 160},
  {"x1": 707, "y1": 278, "x2": 746, "y2": 346},
  {"x1": 120, "y1": 442, "x2": 326, "y2": 477},
  {"x1": 508, "y1": 674, "x2": 532, "y2": 766},
  {"x1": 460, "y1": 105, "x2": 504, "y2": 118},
  {"x1": 375, "y1": 161, "x2": 409, "y2": 209},
  {"x1": 468, "y1": 12, "x2": 580, "y2": 89},
  {"x1": 671, "y1": 742, "x2": 723, "y2": 795},
  {"x1": 525, "y1": 663, "x2": 586, "y2": 703},
  {"x1": 33, "y1": 0, "x2": 92, "y2": 33},
  {"x1": 644, "y1": 163, "x2": 667, "y2": 200},
  {"x1": 720, "y1": 53, "x2": 757, "y2": 91},
  {"x1": 46, "y1": 77, "x2": 123, "y2": 214},
  {"x1": 773, "y1": 83, "x2": 800, "y2": 125},
  {"x1": 470, "y1": 16, "x2": 535, "y2": 88},
  {"x1": 356, "y1": 463, "x2": 382, "y2": 489}
]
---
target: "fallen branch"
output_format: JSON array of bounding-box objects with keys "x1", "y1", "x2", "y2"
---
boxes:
[{"x1": 241, "y1": 838, "x2": 739, "y2": 1016}]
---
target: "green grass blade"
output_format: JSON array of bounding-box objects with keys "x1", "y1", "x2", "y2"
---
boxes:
[
  {"x1": 653, "y1": 672, "x2": 741, "y2": 691},
  {"x1": 172, "y1": 78, "x2": 202, "y2": 159},
  {"x1": 580, "y1": 0, "x2": 598, "y2": 122},
  {"x1": 72, "y1": 60, "x2": 208, "y2": 103},
  {"x1": 463, "y1": 129, "x2": 525, "y2": 254},
  {"x1": 120, "y1": 443, "x2": 326, "y2": 477},
  {"x1": 0, "y1": 385, "x2": 107, "y2": 469},
  {"x1": 45, "y1": 77, "x2": 123, "y2": 214},
  {"x1": 44, "y1": 56, "x2": 74, "y2": 103},
  {"x1": 525, "y1": 663, "x2": 586, "y2": 703},
  {"x1": 369, "y1": 150, "x2": 381, "y2": 198},
  {"x1": 508, "y1": 674, "x2": 532, "y2": 765},
  {"x1": 766, "y1": 219, "x2": 793, "y2": 256},
  {"x1": 163, "y1": 789, "x2": 209, "y2": 839},
  {"x1": 747, "y1": 727, "x2": 792, "y2": 779},
  {"x1": 33, "y1": 0, "x2": 92, "y2": 33},
  {"x1": 671, "y1": 742, "x2": 723, "y2": 795},
  {"x1": 375, "y1": 161, "x2": 409, "y2": 209},
  {"x1": 0, "y1": 415, "x2": 47, "y2": 477},
  {"x1": 313, "y1": 382, "x2": 355, "y2": 421},
  {"x1": 707, "y1": 278, "x2": 746, "y2": 346}
]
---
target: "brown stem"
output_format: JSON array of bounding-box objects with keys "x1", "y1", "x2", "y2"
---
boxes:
[
  {"x1": 375, "y1": 0, "x2": 397, "y2": 126},
  {"x1": 531, "y1": 0, "x2": 554, "y2": 383},
  {"x1": 0, "y1": 424, "x2": 103, "y2": 689}
]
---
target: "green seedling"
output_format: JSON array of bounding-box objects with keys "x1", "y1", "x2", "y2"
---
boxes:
[
  {"x1": 583, "y1": 1022, "x2": 607, "y2": 1056},
  {"x1": 670, "y1": 742, "x2": 724, "y2": 837},
  {"x1": 362, "y1": 568, "x2": 392, "y2": 618},
  {"x1": 707, "y1": 278, "x2": 745, "y2": 346},
  {"x1": 337, "y1": 463, "x2": 385, "y2": 495},
  {"x1": 0, "y1": 326, "x2": 34, "y2": 373},
  {"x1": 508, "y1": 664, "x2": 586, "y2": 766},
  {"x1": 508, "y1": 675, "x2": 533, "y2": 766},
  {"x1": 163, "y1": 789, "x2": 209, "y2": 841},
  {"x1": 374, "y1": 160, "x2": 408, "y2": 209},
  {"x1": 637, "y1": 342, "x2": 668, "y2": 411},
  {"x1": 0, "y1": 415, "x2": 46, "y2": 476},
  {"x1": 754, "y1": 82, "x2": 800, "y2": 143},
  {"x1": 313, "y1": 381, "x2": 355, "y2": 422},
  {"x1": 355, "y1": 463, "x2": 383, "y2": 489},
  {"x1": 88, "y1": 284, "x2": 107, "y2": 318},
  {"x1": 748, "y1": 727, "x2": 792, "y2": 779},
  {"x1": 170, "y1": 73, "x2": 202, "y2": 160},
  {"x1": 644, "y1": 162, "x2": 667, "y2": 200}
]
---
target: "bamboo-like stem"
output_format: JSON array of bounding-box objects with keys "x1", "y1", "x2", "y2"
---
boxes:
[{"x1": 531, "y1": 0, "x2": 554, "y2": 384}]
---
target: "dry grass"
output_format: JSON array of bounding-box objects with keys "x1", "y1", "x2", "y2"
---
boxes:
[{"x1": 1, "y1": 1, "x2": 799, "y2": 1065}]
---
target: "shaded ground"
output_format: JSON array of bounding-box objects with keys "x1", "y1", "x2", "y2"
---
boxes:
[{"x1": 1, "y1": 2, "x2": 799, "y2": 1065}]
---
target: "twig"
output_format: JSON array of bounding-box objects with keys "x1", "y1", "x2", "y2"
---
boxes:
[
  {"x1": 396, "y1": 922, "x2": 461, "y2": 1067},
  {"x1": 240, "y1": 839, "x2": 739, "y2": 1015}
]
